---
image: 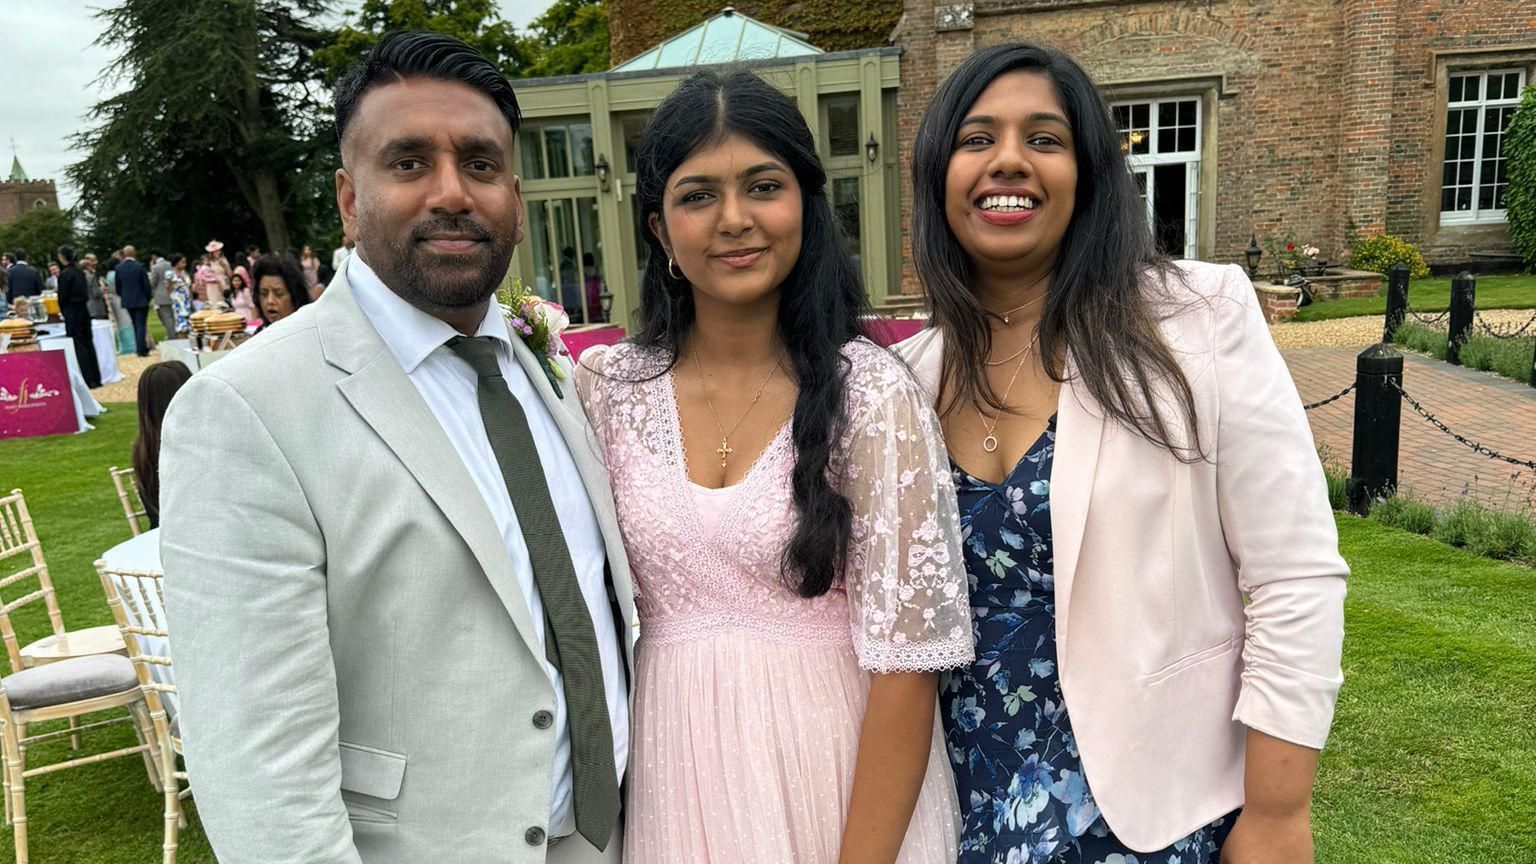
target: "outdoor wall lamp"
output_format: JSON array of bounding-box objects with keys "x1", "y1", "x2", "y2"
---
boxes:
[
  {"x1": 596, "y1": 155, "x2": 611, "y2": 190},
  {"x1": 1244, "y1": 235, "x2": 1263, "y2": 277},
  {"x1": 865, "y1": 133, "x2": 879, "y2": 164}
]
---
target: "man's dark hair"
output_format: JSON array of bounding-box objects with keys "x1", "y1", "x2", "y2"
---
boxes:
[
  {"x1": 57, "y1": 245, "x2": 75, "y2": 265},
  {"x1": 333, "y1": 30, "x2": 522, "y2": 146}
]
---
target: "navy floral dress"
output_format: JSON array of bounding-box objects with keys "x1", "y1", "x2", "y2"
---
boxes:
[{"x1": 940, "y1": 416, "x2": 1236, "y2": 864}]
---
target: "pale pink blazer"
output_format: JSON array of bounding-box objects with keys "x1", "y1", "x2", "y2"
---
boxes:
[{"x1": 895, "y1": 261, "x2": 1348, "y2": 852}]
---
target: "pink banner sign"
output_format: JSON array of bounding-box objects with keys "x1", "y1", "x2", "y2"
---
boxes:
[
  {"x1": 0, "y1": 351, "x2": 78, "y2": 439},
  {"x1": 863, "y1": 317, "x2": 926, "y2": 347},
  {"x1": 562, "y1": 326, "x2": 627, "y2": 361}
]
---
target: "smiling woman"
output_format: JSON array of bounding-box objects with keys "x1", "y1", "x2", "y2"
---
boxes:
[
  {"x1": 574, "y1": 70, "x2": 974, "y2": 864},
  {"x1": 897, "y1": 43, "x2": 1349, "y2": 864}
]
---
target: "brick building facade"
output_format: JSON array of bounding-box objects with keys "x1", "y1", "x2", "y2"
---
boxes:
[
  {"x1": 0, "y1": 180, "x2": 58, "y2": 226},
  {"x1": 892, "y1": 0, "x2": 1536, "y2": 288}
]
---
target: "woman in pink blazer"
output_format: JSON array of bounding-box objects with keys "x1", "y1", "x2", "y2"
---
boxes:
[{"x1": 895, "y1": 43, "x2": 1347, "y2": 864}]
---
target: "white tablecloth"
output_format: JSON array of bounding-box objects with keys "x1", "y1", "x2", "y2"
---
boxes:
[
  {"x1": 30, "y1": 336, "x2": 105, "y2": 433},
  {"x1": 159, "y1": 339, "x2": 235, "y2": 373},
  {"x1": 100, "y1": 529, "x2": 177, "y2": 721},
  {"x1": 37, "y1": 320, "x2": 123, "y2": 386}
]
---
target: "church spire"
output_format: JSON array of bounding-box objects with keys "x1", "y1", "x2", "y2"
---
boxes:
[{"x1": 7, "y1": 140, "x2": 26, "y2": 182}]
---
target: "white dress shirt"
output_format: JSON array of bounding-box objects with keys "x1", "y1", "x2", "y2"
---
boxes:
[{"x1": 349, "y1": 256, "x2": 628, "y2": 834}]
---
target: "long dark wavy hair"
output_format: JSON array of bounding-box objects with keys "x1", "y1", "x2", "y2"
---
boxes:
[
  {"x1": 132, "y1": 361, "x2": 193, "y2": 526},
  {"x1": 912, "y1": 43, "x2": 1200, "y2": 459},
  {"x1": 630, "y1": 70, "x2": 867, "y2": 597}
]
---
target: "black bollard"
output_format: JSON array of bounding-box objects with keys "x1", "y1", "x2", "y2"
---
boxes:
[
  {"x1": 1383, "y1": 262, "x2": 1410, "y2": 343},
  {"x1": 1347, "y1": 343, "x2": 1404, "y2": 514},
  {"x1": 1445, "y1": 271, "x2": 1476, "y2": 365}
]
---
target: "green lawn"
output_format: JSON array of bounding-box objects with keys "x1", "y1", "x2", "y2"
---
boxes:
[
  {"x1": 1293, "y1": 273, "x2": 1536, "y2": 322},
  {"x1": 0, "y1": 413, "x2": 1531, "y2": 861}
]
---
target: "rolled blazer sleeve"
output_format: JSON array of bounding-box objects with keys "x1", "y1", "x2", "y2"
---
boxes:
[
  {"x1": 1209, "y1": 264, "x2": 1348, "y2": 751},
  {"x1": 160, "y1": 373, "x2": 363, "y2": 863}
]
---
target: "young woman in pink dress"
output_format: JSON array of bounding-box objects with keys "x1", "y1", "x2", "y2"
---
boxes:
[{"x1": 574, "y1": 70, "x2": 972, "y2": 864}]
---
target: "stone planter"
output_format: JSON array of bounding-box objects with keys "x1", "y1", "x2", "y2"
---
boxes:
[
  {"x1": 1252, "y1": 279, "x2": 1301, "y2": 323},
  {"x1": 1298, "y1": 268, "x2": 1385, "y2": 301}
]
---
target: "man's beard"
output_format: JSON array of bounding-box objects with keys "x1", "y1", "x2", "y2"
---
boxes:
[{"x1": 360, "y1": 212, "x2": 516, "y2": 315}]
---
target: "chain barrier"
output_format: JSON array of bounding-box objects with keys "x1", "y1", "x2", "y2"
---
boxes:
[
  {"x1": 1473, "y1": 309, "x2": 1536, "y2": 340},
  {"x1": 1405, "y1": 305, "x2": 1450, "y2": 328},
  {"x1": 1390, "y1": 381, "x2": 1536, "y2": 471},
  {"x1": 1302, "y1": 383, "x2": 1356, "y2": 412}
]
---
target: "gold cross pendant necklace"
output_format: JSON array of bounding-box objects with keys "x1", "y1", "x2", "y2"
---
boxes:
[{"x1": 693, "y1": 348, "x2": 782, "y2": 469}]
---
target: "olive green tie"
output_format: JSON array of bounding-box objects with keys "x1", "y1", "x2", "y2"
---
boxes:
[{"x1": 446, "y1": 335, "x2": 619, "y2": 850}]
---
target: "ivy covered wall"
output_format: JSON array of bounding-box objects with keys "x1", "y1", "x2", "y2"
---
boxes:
[{"x1": 608, "y1": 0, "x2": 902, "y2": 65}]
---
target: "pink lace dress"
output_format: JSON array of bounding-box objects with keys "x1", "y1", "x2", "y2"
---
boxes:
[{"x1": 576, "y1": 339, "x2": 972, "y2": 864}]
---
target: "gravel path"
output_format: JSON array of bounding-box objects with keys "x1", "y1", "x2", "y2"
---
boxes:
[{"x1": 1268, "y1": 307, "x2": 1536, "y2": 348}]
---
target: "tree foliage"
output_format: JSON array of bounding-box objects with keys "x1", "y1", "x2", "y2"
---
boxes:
[
  {"x1": 68, "y1": 0, "x2": 334, "y2": 256},
  {"x1": 1505, "y1": 84, "x2": 1536, "y2": 272},
  {"x1": 314, "y1": 0, "x2": 525, "y2": 82},
  {"x1": 519, "y1": 0, "x2": 610, "y2": 78},
  {"x1": 0, "y1": 207, "x2": 76, "y2": 266}
]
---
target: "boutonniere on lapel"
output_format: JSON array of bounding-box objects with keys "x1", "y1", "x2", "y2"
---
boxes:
[{"x1": 496, "y1": 280, "x2": 571, "y2": 399}]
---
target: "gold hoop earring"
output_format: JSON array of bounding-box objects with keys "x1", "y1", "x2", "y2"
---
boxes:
[{"x1": 667, "y1": 257, "x2": 685, "y2": 282}]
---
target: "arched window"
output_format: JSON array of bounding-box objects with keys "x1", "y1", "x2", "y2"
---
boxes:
[{"x1": 33, "y1": 199, "x2": 46, "y2": 210}]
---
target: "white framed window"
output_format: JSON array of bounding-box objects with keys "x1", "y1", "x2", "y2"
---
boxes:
[
  {"x1": 1441, "y1": 68, "x2": 1526, "y2": 224},
  {"x1": 1113, "y1": 97, "x2": 1201, "y2": 259}
]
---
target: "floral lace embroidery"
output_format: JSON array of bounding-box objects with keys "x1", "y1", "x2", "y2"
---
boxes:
[{"x1": 576, "y1": 339, "x2": 973, "y2": 672}]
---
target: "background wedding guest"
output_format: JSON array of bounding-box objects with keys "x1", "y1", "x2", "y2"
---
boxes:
[
  {"x1": 103, "y1": 254, "x2": 138, "y2": 355},
  {"x1": 6, "y1": 251, "x2": 45, "y2": 301},
  {"x1": 0, "y1": 252, "x2": 9, "y2": 300},
  {"x1": 192, "y1": 255, "x2": 221, "y2": 309},
  {"x1": 115, "y1": 245, "x2": 154, "y2": 357},
  {"x1": 150, "y1": 249, "x2": 176, "y2": 338},
  {"x1": 81, "y1": 253, "x2": 106, "y2": 319},
  {"x1": 251, "y1": 252, "x2": 310, "y2": 329},
  {"x1": 299, "y1": 244, "x2": 321, "y2": 287},
  {"x1": 55, "y1": 245, "x2": 101, "y2": 388},
  {"x1": 205, "y1": 240, "x2": 232, "y2": 304},
  {"x1": 46, "y1": 262, "x2": 60, "y2": 292},
  {"x1": 131, "y1": 361, "x2": 193, "y2": 528},
  {"x1": 164, "y1": 253, "x2": 192, "y2": 335},
  {"x1": 330, "y1": 234, "x2": 353, "y2": 271},
  {"x1": 227, "y1": 269, "x2": 258, "y2": 322}
]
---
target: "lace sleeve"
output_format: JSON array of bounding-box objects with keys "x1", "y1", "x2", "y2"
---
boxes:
[
  {"x1": 842, "y1": 358, "x2": 974, "y2": 675},
  {"x1": 573, "y1": 344, "x2": 612, "y2": 462}
]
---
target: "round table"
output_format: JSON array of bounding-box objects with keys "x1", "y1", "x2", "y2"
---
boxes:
[
  {"x1": 37, "y1": 320, "x2": 123, "y2": 386},
  {"x1": 100, "y1": 529, "x2": 177, "y2": 720}
]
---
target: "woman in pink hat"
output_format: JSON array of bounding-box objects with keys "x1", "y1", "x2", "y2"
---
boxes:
[{"x1": 204, "y1": 240, "x2": 232, "y2": 305}]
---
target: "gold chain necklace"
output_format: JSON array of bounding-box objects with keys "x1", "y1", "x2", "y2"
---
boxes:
[
  {"x1": 985, "y1": 292, "x2": 1046, "y2": 326},
  {"x1": 692, "y1": 348, "x2": 782, "y2": 469},
  {"x1": 974, "y1": 329, "x2": 1041, "y2": 453}
]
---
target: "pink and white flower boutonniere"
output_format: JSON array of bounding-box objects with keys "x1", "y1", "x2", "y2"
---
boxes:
[{"x1": 496, "y1": 280, "x2": 571, "y2": 398}]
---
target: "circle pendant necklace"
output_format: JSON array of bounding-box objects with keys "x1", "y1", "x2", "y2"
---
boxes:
[{"x1": 976, "y1": 329, "x2": 1041, "y2": 453}]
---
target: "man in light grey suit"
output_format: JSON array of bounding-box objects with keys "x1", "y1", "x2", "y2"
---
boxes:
[{"x1": 160, "y1": 31, "x2": 633, "y2": 863}]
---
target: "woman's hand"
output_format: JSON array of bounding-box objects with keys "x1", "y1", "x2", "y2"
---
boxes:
[{"x1": 1220, "y1": 808, "x2": 1313, "y2": 863}]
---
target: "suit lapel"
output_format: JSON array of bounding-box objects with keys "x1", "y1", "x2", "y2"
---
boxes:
[
  {"x1": 1049, "y1": 355, "x2": 1103, "y2": 656},
  {"x1": 318, "y1": 276, "x2": 545, "y2": 664}
]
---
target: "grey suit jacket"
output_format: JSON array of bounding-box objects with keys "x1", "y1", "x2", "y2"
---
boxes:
[{"x1": 160, "y1": 262, "x2": 637, "y2": 863}]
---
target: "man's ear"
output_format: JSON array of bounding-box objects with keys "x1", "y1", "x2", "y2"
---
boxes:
[
  {"x1": 511, "y1": 175, "x2": 526, "y2": 247},
  {"x1": 336, "y1": 167, "x2": 359, "y2": 251}
]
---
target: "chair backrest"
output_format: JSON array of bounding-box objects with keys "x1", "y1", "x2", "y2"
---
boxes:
[
  {"x1": 95, "y1": 562, "x2": 176, "y2": 721},
  {"x1": 109, "y1": 466, "x2": 149, "y2": 537},
  {"x1": 0, "y1": 489, "x2": 65, "y2": 673}
]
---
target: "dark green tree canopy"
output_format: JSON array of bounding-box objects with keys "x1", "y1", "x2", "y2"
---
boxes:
[
  {"x1": 68, "y1": 0, "x2": 332, "y2": 256},
  {"x1": 315, "y1": 0, "x2": 526, "y2": 82},
  {"x1": 0, "y1": 207, "x2": 76, "y2": 268},
  {"x1": 519, "y1": 0, "x2": 610, "y2": 78}
]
